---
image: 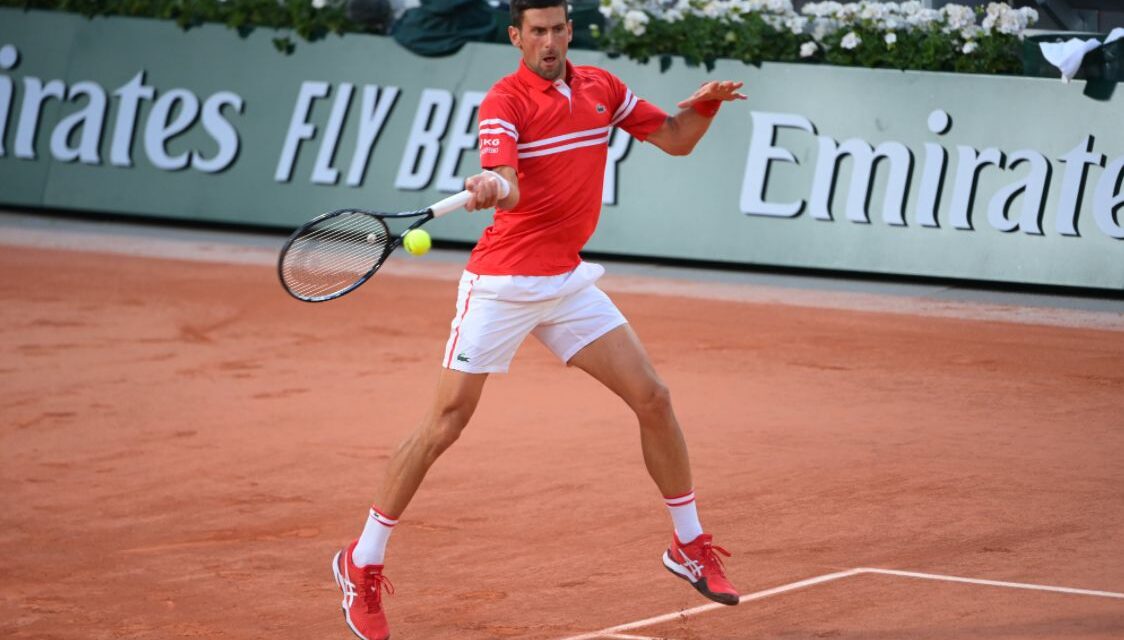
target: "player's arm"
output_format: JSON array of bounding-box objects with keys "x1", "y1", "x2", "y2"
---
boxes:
[
  {"x1": 465, "y1": 166, "x2": 519, "y2": 212},
  {"x1": 646, "y1": 81, "x2": 747, "y2": 157},
  {"x1": 471, "y1": 90, "x2": 521, "y2": 211}
]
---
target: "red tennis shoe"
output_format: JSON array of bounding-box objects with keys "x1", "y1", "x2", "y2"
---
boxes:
[
  {"x1": 332, "y1": 541, "x2": 393, "y2": 640},
  {"x1": 662, "y1": 533, "x2": 740, "y2": 605}
]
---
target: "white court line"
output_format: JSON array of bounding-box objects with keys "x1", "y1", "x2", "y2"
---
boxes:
[
  {"x1": 859, "y1": 568, "x2": 1124, "y2": 599},
  {"x1": 558, "y1": 569, "x2": 863, "y2": 640},
  {"x1": 560, "y1": 568, "x2": 1124, "y2": 640}
]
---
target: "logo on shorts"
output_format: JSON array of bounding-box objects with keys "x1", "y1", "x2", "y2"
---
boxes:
[
  {"x1": 456, "y1": 353, "x2": 471, "y2": 363},
  {"x1": 596, "y1": 103, "x2": 606, "y2": 113}
]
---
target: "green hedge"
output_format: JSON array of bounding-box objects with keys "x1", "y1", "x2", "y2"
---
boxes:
[
  {"x1": 0, "y1": 0, "x2": 1046, "y2": 76},
  {"x1": 0, "y1": 0, "x2": 364, "y2": 53},
  {"x1": 596, "y1": 1, "x2": 1040, "y2": 75}
]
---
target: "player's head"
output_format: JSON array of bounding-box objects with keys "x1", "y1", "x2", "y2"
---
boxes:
[{"x1": 508, "y1": 0, "x2": 572, "y2": 82}]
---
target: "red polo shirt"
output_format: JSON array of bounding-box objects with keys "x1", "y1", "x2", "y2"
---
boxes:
[{"x1": 468, "y1": 60, "x2": 668, "y2": 276}]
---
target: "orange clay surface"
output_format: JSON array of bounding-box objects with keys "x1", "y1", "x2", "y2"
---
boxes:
[{"x1": 1, "y1": 244, "x2": 1123, "y2": 639}]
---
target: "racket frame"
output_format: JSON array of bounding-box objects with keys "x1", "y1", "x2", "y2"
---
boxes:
[
  {"x1": 278, "y1": 190, "x2": 472, "y2": 303},
  {"x1": 277, "y1": 207, "x2": 432, "y2": 303}
]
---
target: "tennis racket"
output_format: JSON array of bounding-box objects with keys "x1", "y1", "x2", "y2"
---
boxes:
[{"x1": 278, "y1": 190, "x2": 470, "y2": 303}]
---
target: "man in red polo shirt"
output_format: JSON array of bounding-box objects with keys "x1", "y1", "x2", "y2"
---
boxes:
[{"x1": 332, "y1": 1, "x2": 747, "y2": 637}]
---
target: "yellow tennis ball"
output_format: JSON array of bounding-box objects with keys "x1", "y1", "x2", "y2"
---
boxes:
[{"x1": 403, "y1": 229, "x2": 431, "y2": 256}]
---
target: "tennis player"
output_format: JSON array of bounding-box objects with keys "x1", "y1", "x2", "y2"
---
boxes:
[{"x1": 333, "y1": 1, "x2": 747, "y2": 637}]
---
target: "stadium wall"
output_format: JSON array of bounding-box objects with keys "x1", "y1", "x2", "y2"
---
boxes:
[{"x1": 0, "y1": 9, "x2": 1121, "y2": 290}]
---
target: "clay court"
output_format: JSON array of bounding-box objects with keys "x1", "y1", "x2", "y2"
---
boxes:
[{"x1": 1, "y1": 213, "x2": 1122, "y2": 639}]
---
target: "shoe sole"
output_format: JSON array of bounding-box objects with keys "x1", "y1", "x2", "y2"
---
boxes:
[
  {"x1": 332, "y1": 550, "x2": 390, "y2": 640},
  {"x1": 662, "y1": 550, "x2": 740, "y2": 606}
]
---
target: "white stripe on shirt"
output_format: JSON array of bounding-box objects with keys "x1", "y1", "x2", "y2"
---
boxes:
[
  {"x1": 517, "y1": 134, "x2": 610, "y2": 159},
  {"x1": 610, "y1": 93, "x2": 638, "y2": 126},
  {"x1": 479, "y1": 127, "x2": 518, "y2": 140},
  {"x1": 479, "y1": 118, "x2": 518, "y2": 136},
  {"x1": 611, "y1": 89, "x2": 633, "y2": 121},
  {"x1": 516, "y1": 126, "x2": 611, "y2": 151}
]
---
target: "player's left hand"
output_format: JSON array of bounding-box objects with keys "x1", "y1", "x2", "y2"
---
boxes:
[{"x1": 676, "y1": 81, "x2": 747, "y2": 110}]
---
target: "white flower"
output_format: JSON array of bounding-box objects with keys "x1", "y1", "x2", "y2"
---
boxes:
[
  {"x1": 841, "y1": 31, "x2": 861, "y2": 49},
  {"x1": 703, "y1": 2, "x2": 724, "y2": 20},
  {"x1": 800, "y1": 3, "x2": 825, "y2": 18},
  {"x1": 835, "y1": 3, "x2": 859, "y2": 24},
  {"x1": 859, "y1": 3, "x2": 885, "y2": 22},
  {"x1": 811, "y1": 18, "x2": 837, "y2": 42},
  {"x1": 978, "y1": 3, "x2": 1037, "y2": 37},
  {"x1": 623, "y1": 9, "x2": 649, "y2": 36},
  {"x1": 905, "y1": 8, "x2": 941, "y2": 30},
  {"x1": 800, "y1": 41, "x2": 818, "y2": 57},
  {"x1": 663, "y1": 8, "x2": 684, "y2": 23},
  {"x1": 962, "y1": 40, "x2": 978, "y2": 54},
  {"x1": 763, "y1": 14, "x2": 786, "y2": 29},
  {"x1": 963, "y1": 24, "x2": 983, "y2": 39},
  {"x1": 311, "y1": 0, "x2": 327, "y2": 8},
  {"x1": 884, "y1": 32, "x2": 897, "y2": 46},
  {"x1": 803, "y1": 2, "x2": 843, "y2": 19},
  {"x1": 880, "y1": 16, "x2": 901, "y2": 31},
  {"x1": 942, "y1": 4, "x2": 976, "y2": 33},
  {"x1": 600, "y1": 0, "x2": 630, "y2": 20},
  {"x1": 785, "y1": 15, "x2": 808, "y2": 35}
]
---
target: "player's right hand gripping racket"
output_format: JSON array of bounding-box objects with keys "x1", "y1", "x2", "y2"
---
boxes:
[{"x1": 278, "y1": 190, "x2": 470, "y2": 303}]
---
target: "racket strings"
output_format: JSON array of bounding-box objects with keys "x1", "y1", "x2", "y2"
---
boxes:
[{"x1": 280, "y1": 212, "x2": 390, "y2": 300}]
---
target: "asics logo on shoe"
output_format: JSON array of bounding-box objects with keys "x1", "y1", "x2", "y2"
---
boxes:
[
  {"x1": 340, "y1": 554, "x2": 360, "y2": 608},
  {"x1": 680, "y1": 554, "x2": 704, "y2": 580},
  {"x1": 341, "y1": 576, "x2": 359, "y2": 608}
]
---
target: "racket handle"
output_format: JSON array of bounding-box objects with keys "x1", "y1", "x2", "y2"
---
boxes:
[{"x1": 428, "y1": 191, "x2": 471, "y2": 219}]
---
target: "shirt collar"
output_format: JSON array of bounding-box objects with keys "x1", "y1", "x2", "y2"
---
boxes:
[{"x1": 517, "y1": 59, "x2": 576, "y2": 92}]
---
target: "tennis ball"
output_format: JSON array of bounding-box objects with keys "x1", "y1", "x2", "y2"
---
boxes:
[{"x1": 403, "y1": 229, "x2": 431, "y2": 256}]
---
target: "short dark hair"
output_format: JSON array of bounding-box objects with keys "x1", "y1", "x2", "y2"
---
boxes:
[{"x1": 510, "y1": 0, "x2": 569, "y2": 28}]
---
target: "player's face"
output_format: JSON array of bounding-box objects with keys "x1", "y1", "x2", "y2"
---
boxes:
[{"x1": 509, "y1": 7, "x2": 572, "y2": 81}]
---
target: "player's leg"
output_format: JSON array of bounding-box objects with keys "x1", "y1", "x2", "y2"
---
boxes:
[
  {"x1": 334, "y1": 272, "x2": 542, "y2": 640},
  {"x1": 373, "y1": 368, "x2": 489, "y2": 523},
  {"x1": 334, "y1": 369, "x2": 487, "y2": 640},
  {"x1": 566, "y1": 323, "x2": 692, "y2": 498},
  {"x1": 552, "y1": 296, "x2": 740, "y2": 606},
  {"x1": 366, "y1": 271, "x2": 539, "y2": 529}
]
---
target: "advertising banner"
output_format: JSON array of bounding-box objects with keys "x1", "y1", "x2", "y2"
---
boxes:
[{"x1": 1, "y1": 9, "x2": 1121, "y2": 289}]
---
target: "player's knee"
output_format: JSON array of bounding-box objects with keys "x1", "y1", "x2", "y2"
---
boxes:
[
  {"x1": 633, "y1": 381, "x2": 673, "y2": 421},
  {"x1": 424, "y1": 406, "x2": 472, "y2": 456}
]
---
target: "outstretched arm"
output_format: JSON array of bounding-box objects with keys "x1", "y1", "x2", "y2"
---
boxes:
[{"x1": 646, "y1": 81, "x2": 747, "y2": 157}]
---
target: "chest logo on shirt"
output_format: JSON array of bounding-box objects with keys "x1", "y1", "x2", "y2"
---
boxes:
[{"x1": 596, "y1": 104, "x2": 606, "y2": 113}]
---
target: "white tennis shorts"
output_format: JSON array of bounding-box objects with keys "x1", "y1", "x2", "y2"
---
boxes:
[{"x1": 442, "y1": 262, "x2": 627, "y2": 374}]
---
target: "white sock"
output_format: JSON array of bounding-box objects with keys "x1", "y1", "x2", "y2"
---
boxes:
[
  {"x1": 352, "y1": 506, "x2": 397, "y2": 567},
  {"x1": 664, "y1": 491, "x2": 704, "y2": 544}
]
